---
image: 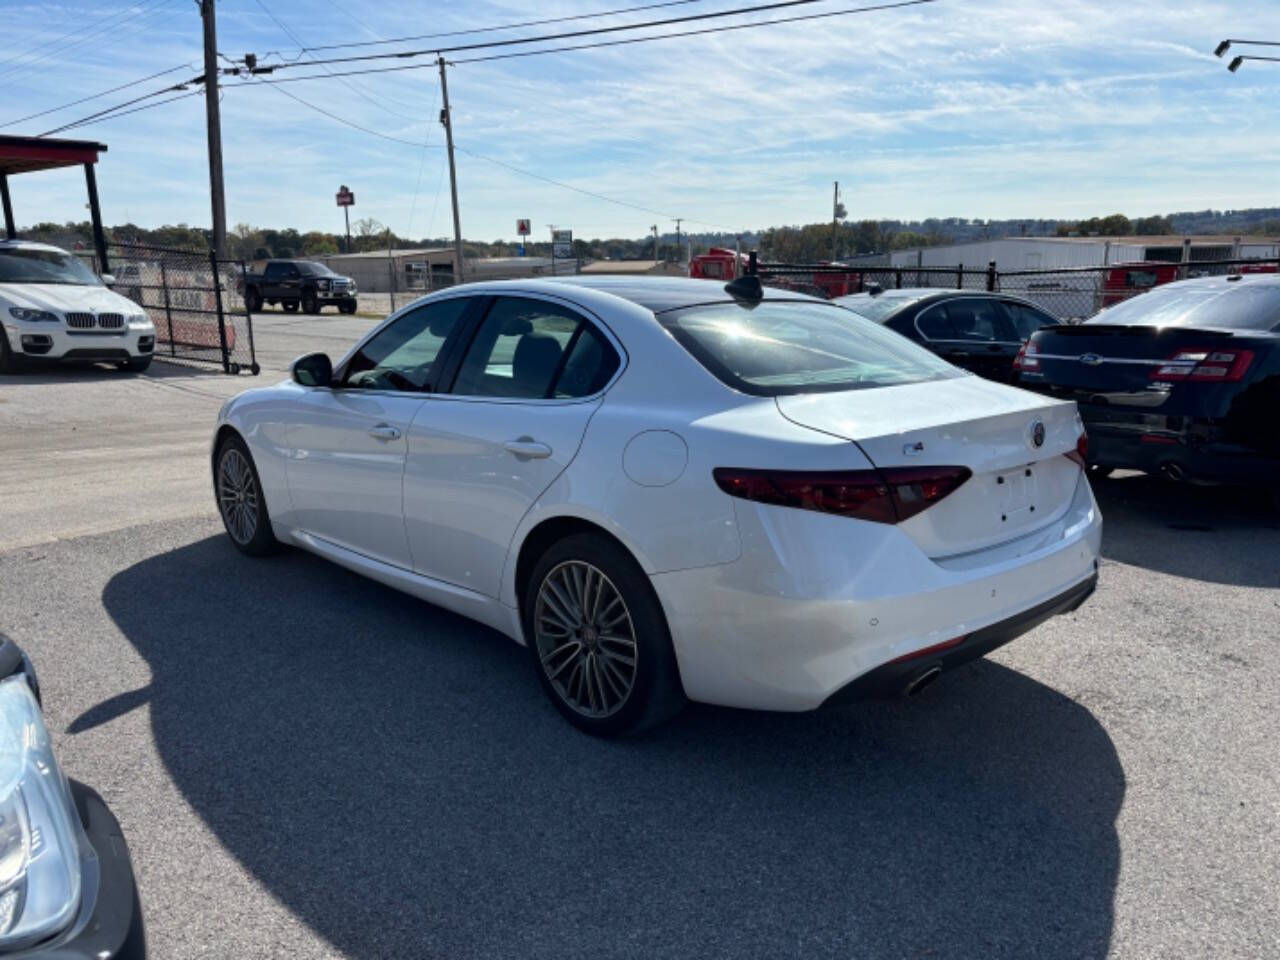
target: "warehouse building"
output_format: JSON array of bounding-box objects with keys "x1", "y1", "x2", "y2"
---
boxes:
[{"x1": 885, "y1": 235, "x2": 1280, "y2": 270}]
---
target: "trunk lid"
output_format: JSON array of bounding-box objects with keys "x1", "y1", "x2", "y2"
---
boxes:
[
  {"x1": 1019, "y1": 324, "x2": 1272, "y2": 416},
  {"x1": 775, "y1": 376, "x2": 1084, "y2": 557}
]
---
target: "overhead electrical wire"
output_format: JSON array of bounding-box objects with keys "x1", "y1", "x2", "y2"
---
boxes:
[
  {"x1": 251, "y1": 0, "x2": 425, "y2": 123},
  {"x1": 243, "y1": 0, "x2": 893, "y2": 72},
  {"x1": 0, "y1": 0, "x2": 172, "y2": 72},
  {"x1": 39, "y1": 88, "x2": 204, "y2": 136},
  {"x1": 284, "y1": 0, "x2": 705, "y2": 55},
  {"x1": 0, "y1": 0, "x2": 180, "y2": 88},
  {"x1": 235, "y1": 0, "x2": 935, "y2": 83},
  {"x1": 38, "y1": 77, "x2": 200, "y2": 137},
  {"x1": 0, "y1": 62, "x2": 196, "y2": 130}
]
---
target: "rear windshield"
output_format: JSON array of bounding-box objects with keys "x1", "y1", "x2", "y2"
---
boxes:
[
  {"x1": 660, "y1": 301, "x2": 963, "y2": 396},
  {"x1": 837, "y1": 292, "x2": 929, "y2": 322},
  {"x1": 1091, "y1": 281, "x2": 1280, "y2": 330}
]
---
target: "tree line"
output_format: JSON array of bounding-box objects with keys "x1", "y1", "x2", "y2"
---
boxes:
[{"x1": 17, "y1": 207, "x2": 1280, "y2": 265}]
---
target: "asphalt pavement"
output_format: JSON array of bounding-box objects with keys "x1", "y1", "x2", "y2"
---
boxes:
[{"x1": 0, "y1": 316, "x2": 1277, "y2": 958}]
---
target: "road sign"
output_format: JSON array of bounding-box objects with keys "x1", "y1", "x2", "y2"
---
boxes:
[
  {"x1": 516, "y1": 218, "x2": 531, "y2": 236},
  {"x1": 336, "y1": 185, "x2": 355, "y2": 207},
  {"x1": 551, "y1": 229, "x2": 572, "y2": 243},
  {"x1": 553, "y1": 242, "x2": 572, "y2": 259}
]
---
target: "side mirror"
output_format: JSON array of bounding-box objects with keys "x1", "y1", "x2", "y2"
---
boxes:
[
  {"x1": 291, "y1": 352, "x2": 333, "y2": 387},
  {"x1": 101, "y1": 273, "x2": 116, "y2": 285}
]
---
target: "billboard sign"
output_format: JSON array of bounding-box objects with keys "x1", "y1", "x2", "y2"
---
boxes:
[
  {"x1": 336, "y1": 185, "x2": 355, "y2": 207},
  {"x1": 516, "y1": 218, "x2": 531, "y2": 236}
]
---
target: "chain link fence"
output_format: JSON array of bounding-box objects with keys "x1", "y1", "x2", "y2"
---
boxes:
[
  {"x1": 755, "y1": 258, "x2": 1280, "y2": 322},
  {"x1": 101, "y1": 242, "x2": 258, "y2": 374}
]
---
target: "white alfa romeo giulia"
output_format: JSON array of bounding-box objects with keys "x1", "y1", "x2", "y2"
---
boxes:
[{"x1": 211, "y1": 275, "x2": 1101, "y2": 735}]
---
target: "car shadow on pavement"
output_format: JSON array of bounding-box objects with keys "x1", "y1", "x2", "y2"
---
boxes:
[
  {"x1": 101, "y1": 536, "x2": 1124, "y2": 960},
  {"x1": 0, "y1": 360, "x2": 226, "y2": 385},
  {"x1": 1091, "y1": 473, "x2": 1280, "y2": 588}
]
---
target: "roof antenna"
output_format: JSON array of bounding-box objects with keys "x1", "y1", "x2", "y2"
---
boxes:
[{"x1": 724, "y1": 275, "x2": 763, "y2": 301}]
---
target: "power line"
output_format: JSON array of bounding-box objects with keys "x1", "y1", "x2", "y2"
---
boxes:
[
  {"x1": 0, "y1": 0, "x2": 179, "y2": 88},
  {"x1": 453, "y1": 0, "x2": 935, "y2": 65},
  {"x1": 249, "y1": 78, "x2": 435, "y2": 148},
  {"x1": 285, "y1": 0, "x2": 705, "y2": 55},
  {"x1": 233, "y1": 0, "x2": 936, "y2": 83},
  {"x1": 39, "y1": 88, "x2": 204, "y2": 136},
  {"x1": 39, "y1": 78, "x2": 199, "y2": 137},
  {"x1": 0, "y1": 0, "x2": 172, "y2": 72},
  {"x1": 251, "y1": 0, "x2": 424, "y2": 123},
  {"x1": 0, "y1": 62, "x2": 195, "y2": 130},
  {"x1": 244, "y1": 0, "x2": 876, "y2": 73}
]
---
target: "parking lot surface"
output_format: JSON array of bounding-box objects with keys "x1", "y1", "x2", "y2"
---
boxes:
[{"x1": 0, "y1": 311, "x2": 1277, "y2": 958}]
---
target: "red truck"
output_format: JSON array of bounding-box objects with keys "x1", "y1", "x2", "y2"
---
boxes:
[
  {"x1": 1100, "y1": 260, "x2": 1278, "y2": 309},
  {"x1": 689, "y1": 248, "x2": 862, "y2": 298}
]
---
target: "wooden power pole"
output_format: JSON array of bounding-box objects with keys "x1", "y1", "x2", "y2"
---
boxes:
[
  {"x1": 437, "y1": 56, "x2": 465, "y2": 283},
  {"x1": 200, "y1": 0, "x2": 226, "y2": 258}
]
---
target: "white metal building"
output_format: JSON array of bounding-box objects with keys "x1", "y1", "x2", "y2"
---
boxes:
[{"x1": 888, "y1": 235, "x2": 1280, "y2": 270}]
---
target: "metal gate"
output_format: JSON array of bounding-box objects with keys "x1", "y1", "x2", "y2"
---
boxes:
[{"x1": 103, "y1": 242, "x2": 258, "y2": 374}]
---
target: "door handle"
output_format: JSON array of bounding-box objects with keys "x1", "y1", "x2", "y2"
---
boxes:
[
  {"x1": 368, "y1": 423, "x2": 402, "y2": 441},
  {"x1": 503, "y1": 438, "x2": 552, "y2": 459}
]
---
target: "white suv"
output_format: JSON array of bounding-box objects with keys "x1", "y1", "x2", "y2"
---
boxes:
[{"x1": 0, "y1": 239, "x2": 156, "y2": 373}]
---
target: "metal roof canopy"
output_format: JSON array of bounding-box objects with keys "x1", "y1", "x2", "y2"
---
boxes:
[{"x1": 0, "y1": 134, "x2": 110, "y2": 273}]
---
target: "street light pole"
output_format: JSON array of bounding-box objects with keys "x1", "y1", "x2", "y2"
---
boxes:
[{"x1": 1214, "y1": 38, "x2": 1280, "y2": 71}]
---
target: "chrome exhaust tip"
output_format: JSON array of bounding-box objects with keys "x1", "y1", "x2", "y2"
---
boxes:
[{"x1": 903, "y1": 665, "x2": 942, "y2": 698}]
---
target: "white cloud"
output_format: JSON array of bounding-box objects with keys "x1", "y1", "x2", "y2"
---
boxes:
[{"x1": 2, "y1": 0, "x2": 1278, "y2": 239}]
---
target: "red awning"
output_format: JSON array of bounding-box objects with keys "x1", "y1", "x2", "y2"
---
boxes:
[{"x1": 0, "y1": 134, "x2": 107, "y2": 175}]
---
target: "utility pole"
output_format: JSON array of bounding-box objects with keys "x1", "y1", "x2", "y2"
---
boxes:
[
  {"x1": 831, "y1": 180, "x2": 845, "y2": 262},
  {"x1": 673, "y1": 218, "x2": 682, "y2": 265},
  {"x1": 651, "y1": 224, "x2": 658, "y2": 260},
  {"x1": 200, "y1": 0, "x2": 226, "y2": 258},
  {"x1": 437, "y1": 56, "x2": 465, "y2": 283}
]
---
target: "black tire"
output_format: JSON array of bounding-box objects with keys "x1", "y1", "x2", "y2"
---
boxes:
[
  {"x1": 523, "y1": 533, "x2": 684, "y2": 737},
  {"x1": 119, "y1": 356, "x2": 152, "y2": 373},
  {"x1": 0, "y1": 332, "x2": 19, "y2": 374},
  {"x1": 214, "y1": 435, "x2": 279, "y2": 557},
  {"x1": 301, "y1": 289, "x2": 321, "y2": 314},
  {"x1": 245, "y1": 286, "x2": 263, "y2": 312},
  {"x1": 282, "y1": 300, "x2": 299, "y2": 313},
  {"x1": 339, "y1": 300, "x2": 357, "y2": 315}
]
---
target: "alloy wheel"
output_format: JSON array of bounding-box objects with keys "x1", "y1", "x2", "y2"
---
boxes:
[
  {"x1": 218, "y1": 448, "x2": 259, "y2": 545},
  {"x1": 534, "y1": 560, "x2": 638, "y2": 719}
]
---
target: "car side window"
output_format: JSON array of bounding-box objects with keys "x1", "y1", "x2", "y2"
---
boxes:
[
  {"x1": 915, "y1": 304, "x2": 956, "y2": 341},
  {"x1": 1002, "y1": 301, "x2": 1058, "y2": 340},
  {"x1": 451, "y1": 297, "x2": 618, "y2": 400},
  {"x1": 343, "y1": 297, "x2": 471, "y2": 392},
  {"x1": 942, "y1": 298, "x2": 1012, "y2": 342},
  {"x1": 264, "y1": 263, "x2": 283, "y2": 280}
]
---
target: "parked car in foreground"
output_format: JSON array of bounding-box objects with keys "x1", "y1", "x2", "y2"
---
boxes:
[
  {"x1": 241, "y1": 259, "x2": 357, "y2": 315},
  {"x1": 0, "y1": 240, "x2": 155, "y2": 373},
  {"x1": 1015, "y1": 273, "x2": 1280, "y2": 491},
  {"x1": 212, "y1": 276, "x2": 1100, "y2": 736},
  {"x1": 837, "y1": 288, "x2": 1060, "y2": 382},
  {"x1": 0, "y1": 635, "x2": 144, "y2": 957}
]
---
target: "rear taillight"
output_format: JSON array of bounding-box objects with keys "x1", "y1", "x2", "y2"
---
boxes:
[
  {"x1": 1013, "y1": 341, "x2": 1040, "y2": 371},
  {"x1": 712, "y1": 466, "x2": 972, "y2": 524},
  {"x1": 1065, "y1": 430, "x2": 1088, "y2": 469},
  {"x1": 1150, "y1": 347, "x2": 1254, "y2": 382}
]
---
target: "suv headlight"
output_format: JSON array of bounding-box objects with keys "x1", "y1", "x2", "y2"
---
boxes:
[
  {"x1": 0, "y1": 677, "x2": 82, "y2": 948},
  {"x1": 316, "y1": 279, "x2": 330, "y2": 290},
  {"x1": 7, "y1": 308, "x2": 57, "y2": 323}
]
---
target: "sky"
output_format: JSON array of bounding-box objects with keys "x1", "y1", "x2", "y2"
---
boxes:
[{"x1": 2, "y1": 0, "x2": 1279, "y2": 242}]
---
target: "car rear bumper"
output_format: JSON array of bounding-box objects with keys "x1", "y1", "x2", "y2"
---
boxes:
[
  {"x1": 650, "y1": 472, "x2": 1102, "y2": 712},
  {"x1": 822, "y1": 572, "x2": 1096, "y2": 705},
  {"x1": 1084, "y1": 414, "x2": 1280, "y2": 484},
  {"x1": 19, "y1": 780, "x2": 145, "y2": 959}
]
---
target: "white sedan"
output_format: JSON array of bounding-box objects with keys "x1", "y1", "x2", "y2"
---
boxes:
[{"x1": 212, "y1": 275, "x2": 1101, "y2": 735}]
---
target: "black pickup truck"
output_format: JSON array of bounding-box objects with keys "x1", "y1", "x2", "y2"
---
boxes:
[{"x1": 242, "y1": 259, "x2": 357, "y2": 314}]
